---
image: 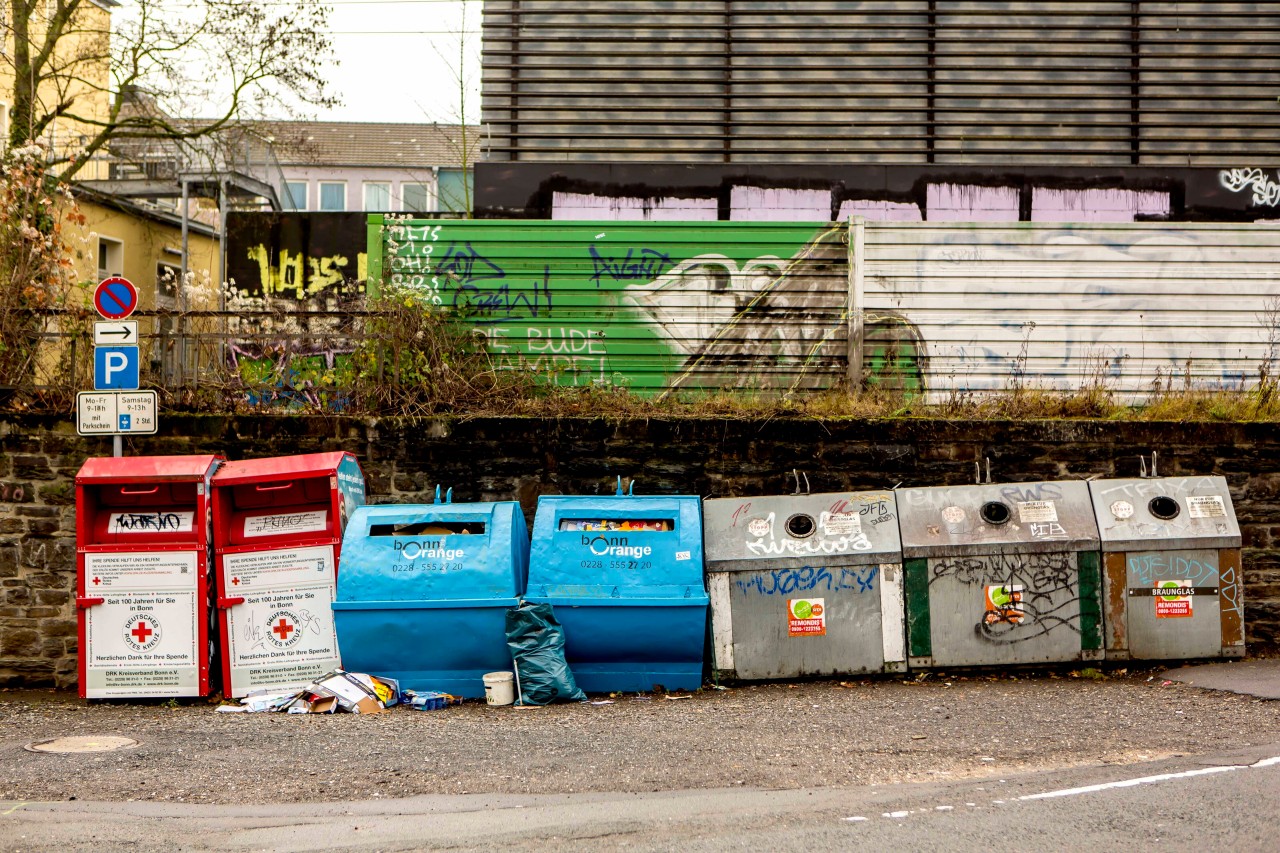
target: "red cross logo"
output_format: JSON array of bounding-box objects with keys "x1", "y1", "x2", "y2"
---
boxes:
[
  {"x1": 92, "y1": 577, "x2": 101, "y2": 585},
  {"x1": 272, "y1": 617, "x2": 294, "y2": 641},
  {"x1": 131, "y1": 621, "x2": 153, "y2": 644},
  {"x1": 232, "y1": 577, "x2": 240, "y2": 586}
]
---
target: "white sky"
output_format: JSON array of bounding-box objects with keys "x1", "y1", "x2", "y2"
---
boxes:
[
  {"x1": 318, "y1": 0, "x2": 482, "y2": 124},
  {"x1": 115, "y1": 0, "x2": 484, "y2": 125}
]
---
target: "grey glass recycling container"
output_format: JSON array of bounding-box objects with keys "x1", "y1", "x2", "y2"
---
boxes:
[
  {"x1": 898, "y1": 481, "x2": 1104, "y2": 668},
  {"x1": 1088, "y1": 475, "x2": 1244, "y2": 660},
  {"x1": 703, "y1": 490, "x2": 905, "y2": 679}
]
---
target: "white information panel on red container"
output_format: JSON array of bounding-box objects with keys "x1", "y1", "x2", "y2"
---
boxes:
[
  {"x1": 221, "y1": 545, "x2": 339, "y2": 697},
  {"x1": 82, "y1": 551, "x2": 200, "y2": 697}
]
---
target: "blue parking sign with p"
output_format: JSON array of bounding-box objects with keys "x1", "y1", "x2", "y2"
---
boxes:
[{"x1": 94, "y1": 346, "x2": 140, "y2": 390}]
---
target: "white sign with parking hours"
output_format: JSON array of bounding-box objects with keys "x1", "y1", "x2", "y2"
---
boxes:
[{"x1": 76, "y1": 391, "x2": 158, "y2": 436}]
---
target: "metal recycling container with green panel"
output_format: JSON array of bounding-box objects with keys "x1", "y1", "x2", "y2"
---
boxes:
[
  {"x1": 703, "y1": 490, "x2": 906, "y2": 680},
  {"x1": 332, "y1": 498, "x2": 529, "y2": 698},
  {"x1": 526, "y1": 489, "x2": 708, "y2": 693},
  {"x1": 898, "y1": 481, "x2": 1103, "y2": 668},
  {"x1": 1088, "y1": 475, "x2": 1244, "y2": 661}
]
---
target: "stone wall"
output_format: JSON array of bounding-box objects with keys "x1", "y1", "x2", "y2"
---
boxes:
[{"x1": 3, "y1": 414, "x2": 1279, "y2": 688}]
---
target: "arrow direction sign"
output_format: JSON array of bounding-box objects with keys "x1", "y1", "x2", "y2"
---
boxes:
[{"x1": 93, "y1": 321, "x2": 138, "y2": 346}]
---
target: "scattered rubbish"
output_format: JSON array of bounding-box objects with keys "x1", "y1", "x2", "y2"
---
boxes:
[
  {"x1": 215, "y1": 705, "x2": 244, "y2": 713},
  {"x1": 664, "y1": 694, "x2": 692, "y2": 701},
  {"x1": 405, "y1": 691, "x2": 461, "y2": 711},
  {"x1": 631, "y1": 696, "x2": 653, "y2": 701},
  {"x1": 911, "y1": 735, "x2": 928, "y2": 740},
  {"x1": 1162, "y1": 680, "x2": 1174, "y2": 687},
  {"x1": 711, "y1": 685, "x2": 730, "y2": 691},
  {"x1": 844, "y1": 816, "x2": 868, "y2": 822},
  {"x1": 230, "y1": 670, "x2": 397, "y2": 714},
  {"x1": 370, "y1": 676, "x2": 401, "y2": 707},
  {"x1": 980, "y1": 757, "x2": 996, "y2": 762},
  {"x1": 589, "y1": 700, "x2": 615, "y2": 705}
]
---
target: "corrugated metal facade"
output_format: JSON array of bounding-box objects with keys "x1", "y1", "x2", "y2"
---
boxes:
[
  {"x1": 481, "y1": 0, "x2": 1280, "y2": 165},
  {"x1": 369, "y1": 218, "x2": 1280, "y2": 399},
  {"x1": 862, "y1": 222, "x2": 1280, "y2": 398}
]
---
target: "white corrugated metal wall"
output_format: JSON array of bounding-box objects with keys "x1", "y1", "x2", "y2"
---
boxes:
[{"x1": 861, "y1": 221, "x2": 1280, "y2": 400}]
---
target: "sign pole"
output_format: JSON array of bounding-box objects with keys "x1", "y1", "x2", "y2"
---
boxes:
[{"x1": 113, "y1": 435, "x2": 122, "y2": 458}]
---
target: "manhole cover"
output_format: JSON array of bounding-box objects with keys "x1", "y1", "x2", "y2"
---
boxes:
[{"x1": 25, "y1": 736, "x2": 139, "y2": 754}]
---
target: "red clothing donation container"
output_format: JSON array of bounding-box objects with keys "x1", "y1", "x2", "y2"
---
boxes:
[
  {"x1": 212, "y1": 452, "x2": 366, "y2": 698},
  {"x1": 75, "y1": 455, "x2": 223, "y2": 698}
]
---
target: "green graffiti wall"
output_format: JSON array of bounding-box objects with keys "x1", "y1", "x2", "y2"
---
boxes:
[{"x1": 370, "y1": 218, "x2": 922, "y2": 393}]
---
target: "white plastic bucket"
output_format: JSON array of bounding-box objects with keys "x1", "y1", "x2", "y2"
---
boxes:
[{"x1": 483, "y1": 671, "x2": 515, "y2": 706}]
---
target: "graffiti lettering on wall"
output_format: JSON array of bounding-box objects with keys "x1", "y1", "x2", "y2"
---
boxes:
[
  {"x1": 480, "y1": 325, "x2": 609, "y2": 384},
  {"x1": 1220, "y1": 168, "x2": 1280, "y2": 207},
  {"x1": 229, "y1": 343, "x2": 354, "y2": 409},
  {"x1": 589, "y1": 246, "x2": 673, "y2": 285},
  {"x1": 244, "y1": 246, "x2": 367, "y2": 299},
  {"x1": 735, "y1": 565, "x2": 879, "y2": 597},
  {"x1": 931, "y1": 551, "x2": 1082, "y2": 644}
]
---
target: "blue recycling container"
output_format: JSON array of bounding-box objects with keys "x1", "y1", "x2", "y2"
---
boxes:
[
  {"x1": 332, "y1": 495, "x2": 528, "y2": 698},
  {"x1": 526, "y1": 486, "x2": 707, "y2": 693}
]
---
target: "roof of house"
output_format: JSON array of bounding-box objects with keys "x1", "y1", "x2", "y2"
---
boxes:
[{"x1": 252, "y1": 121, "x2": 484, "y2": 169}]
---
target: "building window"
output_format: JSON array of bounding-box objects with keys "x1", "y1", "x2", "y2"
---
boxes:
[
  {"x1": 401, "y1": 183, "x2": 431, "y2": 213},
  {"x1": 319, "y1": 181, "x2": 346, "y2": 211},
  {"x1": 282, "y1": 181, "x2": 308, "y2": 210},
  {"x1": 96, "y1": 237, "x2": 123, "y2": 280},
  {"x1": 156, "y1": 262, "x2": 181, "y2": 302},
  {"x1": 363, "y1": 181, "x2": 391, "y2": 211},
  {"x1": 436, "y1": 169, "x2": 473, "y2": 214}
]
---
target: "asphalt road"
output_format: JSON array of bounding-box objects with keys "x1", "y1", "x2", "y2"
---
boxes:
[
  {"x1": 3, "y1": 670, "x2": 1279, "y2": 850},
  {"x1": 3, "y1": 745, "x2": 1278, "y2": 851}
]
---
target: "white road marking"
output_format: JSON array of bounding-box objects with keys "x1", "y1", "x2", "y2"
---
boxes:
[
  {"x1": 843, "y1": 755, "x2": 1280, "y2": 826},
  {"x1": 1018, "y1": 756, "x2": 1280, "y2": 802}
]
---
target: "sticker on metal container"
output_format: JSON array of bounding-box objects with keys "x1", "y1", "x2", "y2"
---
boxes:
[
  {"x1": 941, "y1": 506, "x2": 965, "y2": 524},
  {"x1": 747, "y1": 517, "x2": 772, "y2": 538},
  {"x1": 1017, "y1": 500, "x2": 1058, "y2": 523},
  {"x1": 84, "y1": 551, "x2": 198, "y2": 592},
  {"x1": 107, "y1": 510, "x2": 194, "y2": 535},
  {"x1": 242, "y1": 509, "x2": 328, "y2": 538},
  {"x1": 675, "y1": 550, "x2": 691, "y2": 561},
  {"x1": 821, "y1": 511, "x2": 862, "y2": 537},
  {"x1": 984, "y1": 584, "x2": 1025, "y2": 626},
  {"x1": 221, "y1": 545, "x2": 334, "y2": 590},
  {"x1": 224, "y1": 584, "x2": 339, "y2": 697},
  {"x1": 83, "y1": 591, "x2": 199, "y2": 698},
  {"x1": 787, "y1": 598, "x2": 826, "y2": 637},
  {"x1": 1187, "y1": 495, "x2": 1227, "y2": 519},
  {"x1": 1110, "y1": 500, "x2": 1134, "y2": 520},
  {"x1": 1155, "y1": 580, "x2": 1194, "y2": 618}
]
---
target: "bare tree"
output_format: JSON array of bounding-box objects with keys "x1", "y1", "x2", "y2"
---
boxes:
[{"x1": 2, "y1": 0, "x2": 337, "y2": 181}]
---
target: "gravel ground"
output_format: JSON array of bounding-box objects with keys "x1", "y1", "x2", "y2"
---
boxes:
[{"x1": 2, "y1": 671, "x2": 1278, "y2": 806}]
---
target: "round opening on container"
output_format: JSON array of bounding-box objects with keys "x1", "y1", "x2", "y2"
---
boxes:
[
  {"x1": 1149, "y1": 495, "x2": 1181, "y2": 520},
  {"x1": 980, "y1": 501, "x2": 1012, "y2": 525},
  {"x1": 785, "y1": 513, "x2": 816, "y2": 538}
]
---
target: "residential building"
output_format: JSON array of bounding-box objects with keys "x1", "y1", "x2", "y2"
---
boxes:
[
  {"x1": 260, "y1": 121, "x2": 482, "y2": 215},
  {"x1": 0, "y1": 0, "x2": 117, "y2": 179}
]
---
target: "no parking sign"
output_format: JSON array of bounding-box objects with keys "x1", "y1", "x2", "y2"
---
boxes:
[{"x1": 93, "y1": 276, "x2": 138, "y2": 320}]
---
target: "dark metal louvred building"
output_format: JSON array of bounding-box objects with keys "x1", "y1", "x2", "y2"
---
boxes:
[{"x1": 481, "y1": 0, "x2": 1280, "y2": 166}]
